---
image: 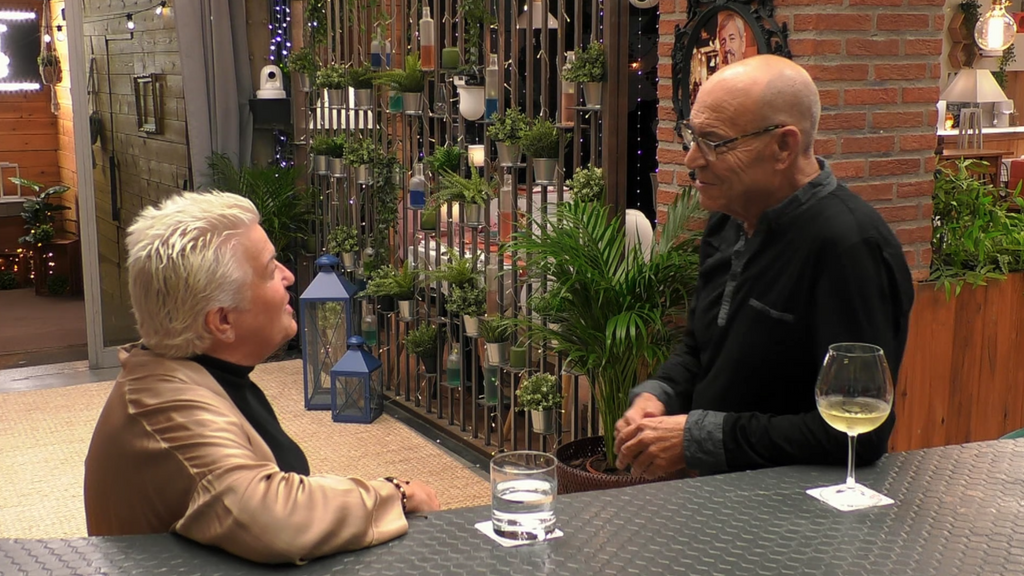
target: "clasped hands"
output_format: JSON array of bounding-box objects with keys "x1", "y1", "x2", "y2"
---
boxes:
[{"x1": 612, "y1": 393, "x2": 689, "y2": 479}]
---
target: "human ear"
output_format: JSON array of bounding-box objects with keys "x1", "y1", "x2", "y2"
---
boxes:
[
  {"x1": 773, "y1": 126, "x2": 802, "y2": 169},
  {"x1": 204, "y1": 307, "x2": 236, "y2": 343}
]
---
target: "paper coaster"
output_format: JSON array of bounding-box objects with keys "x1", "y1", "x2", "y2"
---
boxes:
[
  {"x1": 806, "y1": 484, "x2": 895, "y2": 512},
  {"x1": 474, "y1": 521, "x2": 564, "y2": 547}
]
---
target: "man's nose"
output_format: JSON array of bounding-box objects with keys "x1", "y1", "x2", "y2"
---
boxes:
[{"x1": 683, "y1": 145, "x2": 707, "y2": 170}]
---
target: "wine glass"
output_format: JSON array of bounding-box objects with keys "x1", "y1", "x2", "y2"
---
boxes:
[{"x1": 814, "y1": 342, "x2": 894, "y2": 509}]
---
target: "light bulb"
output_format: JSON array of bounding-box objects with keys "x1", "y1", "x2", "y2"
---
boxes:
[
  {"x1": 43, "y1": 32, "x2": 51, "y2": 43},
  {"x1": 155, "y1": 1, "x2": 167, "y2": 16},
  {"x1": 55, "y1": 25, "x2": 65, "y2": 42},
  {"x1": 975, "y1": 0, "x2": 1017, "y2": 52},
  {"x1": 126, "y1": 13, "x2": 135, "y2": 31}
]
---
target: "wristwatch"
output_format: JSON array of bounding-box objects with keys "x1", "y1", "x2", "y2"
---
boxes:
[{"x1": 383, "y1": 476, "x2": 408, "y2": 513}]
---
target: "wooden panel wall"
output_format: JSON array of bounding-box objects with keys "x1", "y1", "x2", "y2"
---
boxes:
[
  {"x1": 891, "y1": 274, "x2": 1024, "y2": 452},
  {"x1": 48, "y1": 0, "x2": 76, "y2": 236}
]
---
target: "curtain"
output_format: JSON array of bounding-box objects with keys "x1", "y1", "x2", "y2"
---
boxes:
[{"x1": 177, "y1": 0, "x2": 253, "y2": 189}]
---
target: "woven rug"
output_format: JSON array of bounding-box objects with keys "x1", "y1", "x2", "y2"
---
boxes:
[{"x1": 0, "y1": 359, "x2": 490, "y2": 538}]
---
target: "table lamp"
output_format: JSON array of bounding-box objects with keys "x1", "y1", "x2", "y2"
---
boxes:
[{"x1": 940, "y1": 68, "x2": 1009, "y2": 148}]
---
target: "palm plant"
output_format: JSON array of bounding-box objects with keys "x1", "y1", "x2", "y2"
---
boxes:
[
  {"x1": 11, "y1": 178, "x2": 70, "y2": 246},
  {"x1": 500, "y1": 189, "x2": 703, "y2": 467}
]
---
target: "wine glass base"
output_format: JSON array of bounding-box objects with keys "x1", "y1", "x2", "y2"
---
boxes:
[{"x1": 806, "y1": 482, "x2": 895, "y2": 512}]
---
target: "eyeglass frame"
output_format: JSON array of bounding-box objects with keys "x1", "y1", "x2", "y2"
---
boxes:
[{"x1": 677, "y1": 121, "x2": 785, "y2": 161}]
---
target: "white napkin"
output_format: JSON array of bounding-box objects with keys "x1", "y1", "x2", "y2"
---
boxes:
[
  {"x1": 806, "y1": 484, "x2": 895, "y2": 512},
  {"x1": 474, "y1": 520, "x2": 564, "y2": 547}
]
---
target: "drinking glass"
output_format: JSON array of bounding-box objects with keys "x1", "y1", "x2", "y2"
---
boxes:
[
  {"x1": 814, "y1": 342, "x2": 894, "y2": 509},
  {"x1": 490, "y1": 451, "x2": 557, "y2": 541}
]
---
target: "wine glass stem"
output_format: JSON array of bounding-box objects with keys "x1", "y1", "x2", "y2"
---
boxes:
[{"x1": 846, "y1": 433, "x2": 857, "y2": 489}]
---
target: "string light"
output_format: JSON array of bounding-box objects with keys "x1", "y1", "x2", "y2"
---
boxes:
[
  {"x1": 126, "y1": 13, "x2": 135, "y2": 31},
  {"x1": 155, "y1": 1, "x2": 167, "y2": 16},
  {"x1": 267, "y1": 1, "x2": 291, "y2": 66},
  {"x1": 55, "y1": 25, "x2": 65, "y2": 42},
  {"x1": 43, "y1": 31, "x2": 51, "y2": 43}
]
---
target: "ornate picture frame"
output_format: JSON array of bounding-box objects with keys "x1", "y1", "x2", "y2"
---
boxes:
[
  {"x1": 133, "y1": 74, "x2": 162, "y2": 134},
  {"x1": 671, "y1": 0, "x2": 791, "y2": 136}
]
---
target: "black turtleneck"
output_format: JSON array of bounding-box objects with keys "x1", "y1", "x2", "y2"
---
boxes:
[{"x1": 191, "y1": 354, "x2": 311, "y2": 476}]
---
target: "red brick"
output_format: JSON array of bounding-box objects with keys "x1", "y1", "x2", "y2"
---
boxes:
[
  {"x1": 899, "y1": 133, "x2": 938, "y2": 151},
  {"x1": 846, "y1": 38, "x2": 901, "y2": 57},
  {"x1": 804, "y1": 63, "x2": 871, "y2": 82},
  {"x1": 658, "y1": 63, "x2": 672, "y2": 78},
  {"x1": 658, "y1": 169, "x2": 676, "y2": 184},
  {"x1": 657, "y1": 189, "x2": 679, "y2": 205},
  {"x1": 657, "y1": 127, "x2": 678, "y2": 143},
  {"x1": 845, "y1": 88, "x2": 899, "y2": 106},
  {"x1": 815, "y1": 137, "x2": 838, "y2": 156},
  {"x1": 911, "y1": 267, "x2": 929, "y2": 281},
  {"x1": 903, "y1": 249, "x2": 918, "y2": 268},
  {"x1": 819, "y1": 89, "x2": 840, "y2": 107},
  {"x1": 869, "y1": 158, "x2": 922, "y2": 176},
  {"x1": 874, "y1": 63, "x2": 929, "y2": 80},
  {"x1": 658, "y1": 41, "x2": 673, "y2": 57},
  {"x1": 658, "y1": 84, "x2": 673, "y2": 99},
  {"x1": 849, "y1": 182, "x2": 895, "y2": 201},
  {"x1": 920, "y1": 247, "x2": 933, "y2": 266},
  {"x1": 657, "y1": 208, "x2": 669, "y2": 224},
  {"x1": 876, "y1": 13, "x2": 931, "y2": 31},
  {"x1": 871, "y1": 111, "x2": 925, "y2": 129},
  {"x1": 902, "y1": 86, "x2": 941, "y2": 103},
  {"x1": 921, "y1": 202, "x2": 933, "y2": 220},
  {"x1": 841, "y1": 135, "x2": 896, "y2": 154},
  {"x1": 819, "y1": 112, "x2": 868, "y2": 131},
  {"x1": 897, "y1": 180, "x2": 935, "y2": 198},
  {"x1": 831, "y1": 160, "x2": 868, "y2": 179},
  {"x1": 930, "y1": 62, "x2": 942, "y2": 79},
  {"x1": 877, "y1": 204, "x2": 921, "y2": 223},
  {"x1": 850, "y1": 0, "x2": 902, "y2": 5},
  {"x1": 924, "y1": 155, "x2": 937, "y2": 172},
  {"x1": 777, "y1": 0, "x2": 841, "y2": 4},
  {"x1": 659, "y1": 19, "x2": 680, "y2": 35},
  {"x1": 789, "y1": 38, "x2": 843, "y2": 56},
  {"x1": 658, "y1": 106, "x2": 675, "y2": 121},
  {"x1": 904, "y1": 38, "x2": 943, "y2": 56},
  {"x1": 933, "y1": 12, "x2": 945, "y2": 30},
  {"x1": 659, "y1": 147, "x2": 688, "y2": 165},
  {"x1": 895, "y1": 225, "x2": 932, "y2": 244},
  {"x1": 793, "y1": 13, "x2": 873, "y2": 32}
]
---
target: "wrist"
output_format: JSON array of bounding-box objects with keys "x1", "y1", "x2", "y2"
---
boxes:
[{"x1": 383, "y1": 477, "x2": 408, "y2": 513}]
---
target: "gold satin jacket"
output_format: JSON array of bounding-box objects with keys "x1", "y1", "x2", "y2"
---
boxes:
[{"x1": 83, "y1": 344, "x2": 408, "y2": 564}]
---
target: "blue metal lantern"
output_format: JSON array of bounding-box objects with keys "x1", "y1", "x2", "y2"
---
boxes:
[
  {"x1": 330, "y1": 335, "x2": 384, "y2": 423},
  {"x1": 300, "y1": 254, "x2": 359, "y2": 410}
]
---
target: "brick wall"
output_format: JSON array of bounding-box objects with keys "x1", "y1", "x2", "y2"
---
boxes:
[{"x1": 656, "y1": 0, "x2": 945, "y2": 280}]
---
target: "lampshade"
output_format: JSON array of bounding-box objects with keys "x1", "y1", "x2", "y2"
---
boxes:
[
  {"x1": 468, "y1": 145, "x2": 485, "y2": 167},
  {"x1": 939, "y1": 68, "x2": 1009, "y2": 103},
  {"x1": 516, "y1": 1, "x2": 558, "y2": 29}
]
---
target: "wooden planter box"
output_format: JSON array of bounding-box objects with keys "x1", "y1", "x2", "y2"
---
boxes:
[{"x1": 891, "y1": 273, "x2": 1024, "y2": 452}]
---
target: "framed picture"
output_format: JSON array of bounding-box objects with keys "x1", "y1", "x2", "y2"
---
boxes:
[
  {"x1": 133, "y1": 74, "x2": 162, "y2": 134},
  {"x1": 671, "y1": 0, "x2": 791, "y2": 136}
]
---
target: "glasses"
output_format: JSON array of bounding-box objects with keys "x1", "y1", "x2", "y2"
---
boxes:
[{"x1": 678, "y1": 121, "x2": 784, "y2": 161}]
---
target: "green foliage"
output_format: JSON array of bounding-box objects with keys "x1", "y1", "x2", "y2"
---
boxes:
[
  {"x1": 11, "y1": 177, "x2": 70, "y2": 246},
  {"x1": 479, "y1": 315, "x2": 513, "y2": 343},
  {"x1": 426, "y1": 252, "x2": 479, "y2": 288},
  {"x1": 407, "y1": 323, "x2": 442, "y2": 357},
  {"x1": 959, "y1": 0, "x2": 981, "y2": 34},
  {"x1": 995, "y1": 44, "x2": 1017, "y2": 89},
  {"x1": 521, "y1": 119, "x2": 561, "y2": 159},
  {"x1": 528, "y1": 288, "x2": 569, "y2": 320},
  {"x1": 500, "y1": 190, "x2": 703, "y2": 464},
  {"x1": 344, "y1": 137, "x2": 377, "y2": 166},
  {"x1": 319, "y1": 301, "x2": 344, "y2": 330},
  {"x1": 368, "y1": 152, "x2": 401, "y2": 264},
  {"x1": 486, "y1": 107, "x2": 531, "y2": 144},
  {"x1": 563, "y1": 42, "x2": 606, "y2": 83},
  {"x1": 310, "y1": 135, "x2": 335, "y2": 156},
  {"x1": 460, "y1": 0, "x2": 496, "y2": 66},
  {"x1": 305, "y1": 0, "x2": 328, "y2": 45},
  {"x1": 286, "y1": 46, "x2": 318, "y2": 75},
  {"x1": 516, "y1": 373, "x2": 562, "y2": 411},
  {"x1": 46, "y1": 274, "x2": 69, "y2": 296},
  {"x1": 447, "y1": 282, "x2": 486, "y2": 317},
  {"x1": 327, "y1": 225, "x2": 359, "y2": 255},
  {"x1": 37, "y1": 51, "x2": 58, "y2": 67},
  {"x1": 325, "y1": 135, "x2": 347, "y2": 158},
  {"x1": 929, "y1": 160, "x2": 1024, "y2": 298},
  {"x1": 430, "y1": 169, "x2": 496, "y2": 208},
  {"x1": 566, "y1": 165, "x2": 605, "y2": 203},
  {"x1": 315, "y1": 64, "x2": 348, "y2": 90},
  {"x1": 347, "y1": 64, "x2": 376, "y2": 90},
  {"x1": 373, "y1": 52, "x2": 425, "y2": 93},
  {"x1": 0, "y1": 271, "x2": 17, "y2": 290},
  {"x1": 206, "y1": 154, "x2": 310, "y2": 261},
  {"x1": 424, "y1": 145, "x2": 464, "y2": 175},
  {"x1": 365, "y1": 262, "x2": 417, "y2": 299}
]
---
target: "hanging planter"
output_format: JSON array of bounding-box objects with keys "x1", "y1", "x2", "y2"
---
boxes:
[
  {"x1": 454, "y1": 75, "x2": 486, "y2": 121},
  {"x1": 309, "y1": 136, "x2": 333, "y2": 176},
  {"x1": 38, "y1": 52, "x2": 61, "y2": 85},
  {"x1": 344, "y1": 137, "x2": 376, "y2": 185},
  {"x1": 297, "y1": 74, "x2": 311, "y2": 92},
  {"x1": 327, "y1": 89, "x2": 345, "y2": 108},
  {"x1": 486, "y1": 341, "x2": 509, "y2": 365}
]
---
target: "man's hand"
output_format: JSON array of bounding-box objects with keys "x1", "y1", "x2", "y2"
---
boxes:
[
  {"x1": 613, "y1": 414, "x2": 688, "y2": 479},
  {"x1": 403, "y1": 479, "x2": 440, "y2": 514},
  {"x1": 614, "y1": 392, "x2": 667, "y2": 445}
]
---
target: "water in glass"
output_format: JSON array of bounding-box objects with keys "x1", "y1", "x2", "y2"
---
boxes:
[{"x1": 490, "y1": 451, "x2": 557, "y2": 541}]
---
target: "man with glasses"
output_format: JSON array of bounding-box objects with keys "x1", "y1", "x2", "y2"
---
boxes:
[{"x1": 613, "y1": 55, "x2": 915, "y2": 478}]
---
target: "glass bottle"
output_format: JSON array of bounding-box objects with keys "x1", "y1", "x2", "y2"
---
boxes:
[
  {"x1": 361, "y1": 303, "x2": 378, "y2": 347},
  {"x1": 409, "y1": 162, "x2": 427, "y2": 210},
  {"x1": 420, "y1": 7, "x2": 435, "y2": 71},
  {"x1": 446, "y1": 345, "x2": 461, "y2": 387},
  {"x1": 370, "y1": 36, "x2": 382, "y2": 70},
  {"x1": 485, "y1": 54, "x2": 500, "y2": 120},
  {"x1": 499, "y1": 174, "x2": 514, "y2": 242},
  {"x1": 561, "y1": 51, "x2": 576, "y2": 126}
]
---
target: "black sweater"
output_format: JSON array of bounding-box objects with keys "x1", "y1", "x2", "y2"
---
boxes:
[{"x1": 632, "y1": 162, "x2": 915, "y2": 473}]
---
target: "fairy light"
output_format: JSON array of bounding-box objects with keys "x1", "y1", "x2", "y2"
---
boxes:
[
  {"x1": 125, "y1": 13, "x2": 135, "y2": 30},
  {"x1": 267, "y1": 0, "x2": 291, "y2": 66},
  {"x1": 155, "y1": 1, "x2": 167, "y2": 16},
  {"x1": 55, "y1": 25, "x2": 65, "y2": 42}
]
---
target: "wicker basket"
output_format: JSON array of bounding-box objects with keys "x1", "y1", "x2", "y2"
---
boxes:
[{"x1": 555, "y1": 435, "x2": 664, "y2": 495}]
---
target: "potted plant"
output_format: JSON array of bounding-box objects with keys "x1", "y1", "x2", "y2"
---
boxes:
[
  {"x1": 348, "y1": 64, "x2": 376, "y2": 108},
  {"x1": 373, "y1": 52, "x2": 425, "y2": 115},
  {"x1": 0, "y1": 271, "x2": 17, "y2": 290},
  {"x1": 480, "y1": 315, "x2": 513, "y2": 365},
  {"x1": 38, "y1": 51, "x2": 61, "y2": 84},
  {"x1": 315, "y1": 64, "x2": 348, "y2": 107},
  {"x1": 426, "y1": 251, "x2": 479, "y2": 294},
  {"x1": 326, "y1": 225, "x2": 359, "y2": 268},
  {"x1": 424, "y1": 145, "x2": 464, "y2": 178},
  {"x1": 431, "y1": 169, "x2": 496, "y2": 227},
  {"x1": 521, "y1": 118, "x2": 561, "y2": 183},
  {"x1": 12, "y1": 178, "x2": 70, "y2": 247},
  {"x1": 563, "y1": 41, "x2": 606, "y2": 107},
  {"x1": 447, "y1": 282, "x2": 486, "y2": 336},
  {"x1": 365, "y1": 262, "x2": 418, "y2": 316},
  {"x1": 327, "y1": 135, "x2": 347, "y2": 178},
  {"x1": 345, "y1": 137, "x2": 377, "y2": 184},
  {"x1": 286, "y1": 46, "x2": 318, "y2": 92},
  {"x1": 566, "y1": 165, "x2": 605, "y2": 204},
  {"x1": 309, "y1": 135, "x2": 334, "y2": 175},
  {"x1": 407, "y1": 323, "x2": 443, "y2": 374},
  {"x1": 500, "y1": 189, "x2": 703, "y2": 492},
  {"x1": 527, "y1": 288, "x2": 568, "y2": 345},
  {"x1": 487, "y1": 107, "x2": 531, "y2": 166},
  {"x1": 517, "y1": 373, "x2": 562, "y2": 434}
]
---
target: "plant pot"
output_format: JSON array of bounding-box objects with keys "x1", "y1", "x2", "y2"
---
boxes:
[
  {"x1": 329, "y1": 157, "x2": 345, "y2": 178},
  {"x1": 341, "y1": 252, "x2": 356, "y2": 269},
  {"x1": 420, "y1": 355, "x2": 438, "y2": 375},
  {"x1": 327, "y1": 88, "x2": 345, "y2": 108},
  {"x1": 354, "y1": 88, "x2": 373, "y2": 109},
  {"x1": 462, "y1": 203, "x2": 486, "y2": 227},
  {"x1": 509, "y1": 346, "x2": 527, "y2": 368},
  {"x1": 531, "y1": 409, "x2": 557, "y2": 435},
  {"x1": 313, "y1": 155, "x2": 329, "y2": 175},
  {"x1": 403, "y1": 92, "x2": 422, "y2": 115},
  {"x1": 298, "y1": 73, "x2": 311, "y2": 92},
  {"x1": 441, "y1": 46, "x2": 461, "y2": 70},
  {"x1": 496, "y1": 142, "x2": 521, "y2": 166},
  {"x1": 583, "y1": 82, "x2": 603, "y2": 108},
  {"x1": 555, "y1": 436, "x2": 665, "y2": 495},
  {"x1": 378, "y1": 296, "x2": 397, "y2": 313},
  {"x1": 486, "y1": 341, "x2": 509, "y2": 365},
  {"x1": 41, "y1": 65, "x2": 61, "y2": 85},
  {"x1": 533, "y1": 158, "x2": 557, "y2": 184},
  {"x1": 355, "y1": 164, "x2": 370, "y2": 184},
  {"x1": 463, "y1": 315, "x2": 480, "y2": 336},
  {"x1": 398, "y1": 299, "x2": 414, "y2": 320}
]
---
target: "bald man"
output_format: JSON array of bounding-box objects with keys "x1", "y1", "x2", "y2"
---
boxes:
[{"x1": 613, "y1": 56, "x2": 914, "y2": 478}]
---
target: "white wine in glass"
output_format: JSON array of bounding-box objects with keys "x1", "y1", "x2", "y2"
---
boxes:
[{"x1": 814, "y1": 342, "x2": 894, "y2": 509}]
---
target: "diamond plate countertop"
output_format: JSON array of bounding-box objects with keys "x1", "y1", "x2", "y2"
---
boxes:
[{"x1": 4, "y1": 439, "x2": 1024, "y2": 575}]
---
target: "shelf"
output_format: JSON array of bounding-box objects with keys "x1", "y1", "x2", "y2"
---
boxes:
[{"x1": 570, "y1": 105, "x2": 602, "y2": 112}]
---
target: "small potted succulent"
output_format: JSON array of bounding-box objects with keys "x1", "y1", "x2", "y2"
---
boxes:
[
  {"x1": 348, "y1": 64, "x2": 376, "y2": 109},
  {"x1": 286, "y1": 46, "x2": 317, "y2": 92},
  {"x1": 327, "y1": 135, "x2": 347, "y2": 178},
  {"x1": 315, "y1": 64, "x2": 348, "y2": 107},
  {"x1": 566, "y1": 165, "x2": 605, "y2": 204},
  {"x1": 480, "y1": 315, "x2": 513, "y2": 365},
  {"x1": 517, "y1": 372, "x2": 562, "y2": 434},
  {"x1": 431, "y1": 169, "x2": 496, "y2": 228},
  {"x1": 407, "y1": 323, "x2": 443, "y2": 375},
  {"x1": 326, "y1": 225, "x2": 359, "y2": 268},
  {"x1": 309, "y1": 135, "x2": 334, "y2": 175},
  {"x1": 521, "y1": 118, "x2": 562, "y2": 184},
  {"x1": 487, "y1": 107, "x2": 531, "y2": 166},
  {"x1": 344, "y1": 137, "x2": 377, "y2": 184},
  {"x1": 563, "y1": 41, "x2": 606, "y2": 108},
  {"x1": 373, "y1": 52, "x2": 425, "y2": 115}
]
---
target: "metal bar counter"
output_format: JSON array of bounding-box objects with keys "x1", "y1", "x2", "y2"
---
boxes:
[{"x1": 4, "y1": 439, "x2": 1024, "y2": 575}]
